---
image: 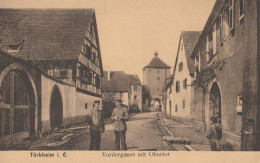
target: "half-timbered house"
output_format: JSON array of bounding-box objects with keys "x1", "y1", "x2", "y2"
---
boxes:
[{"x1": 0, "y1": 9, "x2": 103, "y2": 145}]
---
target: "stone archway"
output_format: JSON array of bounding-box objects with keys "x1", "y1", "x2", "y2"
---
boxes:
[
  {"x1": 151, "y1": 98, "x2": 161, "y2": 112},
  {"x1": 50, "y1": 85, "x2": 63, "y2": 129},
  {"x1": 209, "y1": 82, "x2": 222, "y2": 136},
  {"x1": 0, "y1": 63, "x2": 38, "y2": 144}
]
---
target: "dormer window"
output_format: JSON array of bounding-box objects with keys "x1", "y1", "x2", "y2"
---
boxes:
[{"x1": 8, "y1": 40, "x2": 24, "y2": 52}]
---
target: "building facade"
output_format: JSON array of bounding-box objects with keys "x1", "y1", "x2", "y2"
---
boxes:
[
  {"x1": 166, "y1": 31, "x2": 200, "y2": 122},
  {"x1": 189, "y1": 0, "x2": 260, "y2": 150},
  {"x1": 127, "y1": 75, "x2": 142, "y2": 112}
]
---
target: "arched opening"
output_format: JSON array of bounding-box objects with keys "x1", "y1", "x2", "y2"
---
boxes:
[
  {"x1": 151, "y1": 98, "x2": 161, "y2": 112},
  {"x1": 50, "y1": 86, "x2": 63, "y2": 129},
  {"x1": 209, "y1": 82, "x2": 222, "y2": 137},
  {"x1": 0, "y1": 69, "x2": 36, "y2": 144}
]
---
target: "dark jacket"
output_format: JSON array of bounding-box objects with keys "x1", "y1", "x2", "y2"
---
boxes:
[
  {"x1": 207, "y1": 123, "x2": 218, "y2": 142},
  {"x1": 86, "y1": 108, "x2": 105, "y2": 132}
]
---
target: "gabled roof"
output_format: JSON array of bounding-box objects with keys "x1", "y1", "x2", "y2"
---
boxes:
[
  {"x1": 143, "y1": 52, "x2": 171, "y2": 69},
  {"x1": 102, "y1": 71, "x2": 130, "y2": 92},
  {"x1": 0, "y1": 9, "x2": 94, "y2": 60},
  {"x1": 181, "y1": 31, "x2": 201, "y2": 73},
  {"x1": 126, "y1": 74, "x2": 142, "y2": 85},
  {"x1": 169, "y1": 31, "x2": 201, "y2": 87}
]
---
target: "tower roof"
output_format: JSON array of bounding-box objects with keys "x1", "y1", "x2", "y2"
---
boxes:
[{"x1": 143, "y1": 51, "x2": 171, "y2": 69}]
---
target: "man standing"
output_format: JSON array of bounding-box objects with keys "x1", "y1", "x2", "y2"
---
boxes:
[
  {"x1": 86, "y1": 100, "x2": 105, "y2": 150},
  {"x1": 111, "y1": 99, "x2": 129, "y2": 150},
  {"x1": 207, "y1": 117, "x2": 219, "y2": 151}
]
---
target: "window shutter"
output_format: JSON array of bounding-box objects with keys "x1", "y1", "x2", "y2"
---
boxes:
[
  {"x1": 198, "y1": 52, "x2": 201, "y2": 72},
  {"x1": 213, "y1": 23, "x2": 217, "y2": 54},
  {"x1": 229, "y1": 0, "x2": 235, "y2": 32},
  {"x1": 206, "y1": 35, "x2": 209, "y2": 62}
]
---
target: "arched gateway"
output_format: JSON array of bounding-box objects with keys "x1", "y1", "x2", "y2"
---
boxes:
[
  {"x1": 0, "y1": 63, "x2": 38, "y2": 144},
  {"x1": 50, "y1": 86, "x2": 63, "y2": 129}
]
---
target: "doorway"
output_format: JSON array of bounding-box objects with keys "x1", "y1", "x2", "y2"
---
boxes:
[
  {"x1": 209, "y1": 82, "x2": 222, "y2": 136},
  {"x1": 50, "y1": 86, "x2": 63, "y2": 129},
  {"x1": 0, "y1": 70, "x2": 36, "y2": 143}
]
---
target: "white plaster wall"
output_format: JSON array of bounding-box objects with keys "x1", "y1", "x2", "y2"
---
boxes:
[
  {"x1": 121, "y1": 92, "x2": 129, "y2": 106},
  {"x1": 172, "y1": 38, "x2": 192, "y2": 118},
  {"x1": 75, "y1": 91, "x2": 100, "y2": 116},
  {"x1": 41, "y1": 74, "x2": 101, "y2": 122},
  {"x1": 41, "y1": 75, "x2": 62, "y2": 121}
]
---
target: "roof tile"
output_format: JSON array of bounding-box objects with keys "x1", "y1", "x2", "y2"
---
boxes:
[
  {"x1": 144, "y1": 53, "x2": 171, "y2": 69},
  {"x1": 0, "y1": 9, "x2": 94, "y2": 60}
]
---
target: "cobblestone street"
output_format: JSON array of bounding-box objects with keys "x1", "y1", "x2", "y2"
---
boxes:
[{"x1": 57, "y1": 112, "x2": 171, "y2": 151}]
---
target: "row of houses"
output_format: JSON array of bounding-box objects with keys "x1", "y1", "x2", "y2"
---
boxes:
[
  {"x1": 101, "y1": 71, "x2": 143, "y2": 113},
  {"x1": 165, "y1": 0, "x2": 260, "y2": 151}
]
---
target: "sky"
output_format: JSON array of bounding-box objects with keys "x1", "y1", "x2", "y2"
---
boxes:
[{"x1": 1, "y1": 0, "x2": 216, "y2": 83}]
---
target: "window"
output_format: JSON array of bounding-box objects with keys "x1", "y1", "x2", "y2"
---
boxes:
[
  {"x1": 229, "y1": 0, "x2": 234, "y2": 31},
  {"x1": 213, "y1": 23, "x2": 217, "y2": 55},
  {"x1": 89, "y1": 71, "x2": 93, "y2": 85},
  {"x1": 60, "y1": 70, "x2": 69, "y2": 79},
  {"x1": 82, "y1": 46, "x2": 86, "y2": 54},
  {"x1": 237, "y1": 95, "x2": 243, "y2": 114},
  {"x1": 220, "y1": 0, "x2": 235, "y2": 43},
  {"x1": 239, "y1": 0, "x2": 244, "y2": 20},
  {"x1": 179, "y1": 62, "x2": 183, "y2": 72},
  {"x1": 195, "y1": 53, "x2": 200, "y2": 75},
  {"x1": 157, "y1": 88, "x2": 160, "y2": 92},
  {"x1": 92, "y1": 52, "x2": 96, "y2": 62},
  {"x1": 95, "y1": 76, "x2": 100, "y2": 89},
  {"x1": 183, "y1": 99, "x2": 185, "y2": 109},
  {"x1": 207, "y1": 23, "x2": 217, "y2": 63},
  {"x1": 157, "y1": 77, "x2": 160, "y2": 81},
  {"x1": 175, "y1": 105, "x2": 178, "y2": 112},
  {"x1": 85, "y1": 103, "x2": 88, "y2": 109},
  {"x1": 157, "y1": 70, "x2": 160, "y2": 74},
  {"x1": 183, "y1": 78, "x2": 187, "y2": 89},
  {"x1": 134, "y1": 86, "x2": 137, "y2": 91},
  {"x1": 169, "y1": 86, "x2": 172, "y2": 94},
  {"x1": 86, "y1": 45, "x2": 91, "y2": 58},
  {"x1": 176, "y1": 81, "x2": 180, "y2": 92},
  {"x1": 207, "y1": 30, "x2": 213, "y2": 62},
  {"x1": 134, "y1": 95, "x2": 137, "y2": 101}
]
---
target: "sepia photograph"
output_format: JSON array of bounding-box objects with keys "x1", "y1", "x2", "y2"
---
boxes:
[{"x1": 0, "y1": 0, "x2": 260, "y2": 159}]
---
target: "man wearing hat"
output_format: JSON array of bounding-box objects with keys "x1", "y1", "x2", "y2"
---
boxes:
[
  {"x1": 111, "y1": 99, "x2": 129, "y2": 150},
  {"x1": 86, "y1": 100, "x2": 105, "y2": 150}
]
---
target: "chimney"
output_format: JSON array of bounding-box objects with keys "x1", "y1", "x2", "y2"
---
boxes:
[{"x1": 107, "y1": 66, "x2": 111, "y2": 81}]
